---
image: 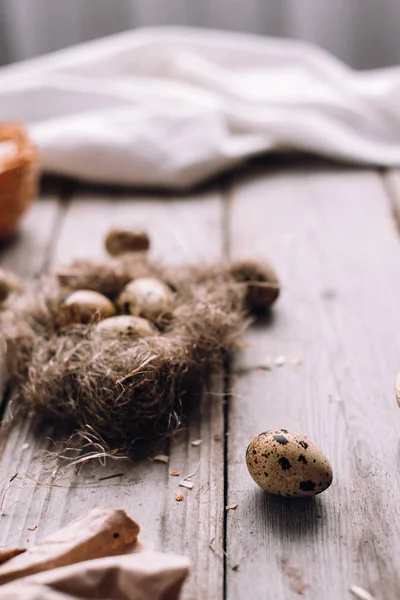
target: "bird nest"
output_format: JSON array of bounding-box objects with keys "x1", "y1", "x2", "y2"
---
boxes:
[{"x1": 0, "y1": 232, "x2": 279, "y2": 455}]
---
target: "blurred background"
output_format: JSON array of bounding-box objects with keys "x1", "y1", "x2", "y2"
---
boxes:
[{"x1": 1, "y1": 0, "x2": 400, "y2": 69}]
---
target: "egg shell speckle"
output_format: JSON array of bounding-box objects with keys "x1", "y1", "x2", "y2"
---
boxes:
[
  {"x1": 246, "y1": 429, "x2": 333, "y2": 497},
  {"x1": 117, "y1": 277, "x2": 173, "y2": 323},
  {"x1": 95, "y1": 315, "x2": 158, "y2": 338},
  {"x1": 59, "y1": 290, "x2": 116, "y2": 326}
]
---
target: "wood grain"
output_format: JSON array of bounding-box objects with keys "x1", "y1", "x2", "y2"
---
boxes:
[
  {"x1": 226, "y1": 166, "x2": 400, "y2": 600},
  {"x1": 0, "y1": 187, "x2": 225, "y2": 600}
]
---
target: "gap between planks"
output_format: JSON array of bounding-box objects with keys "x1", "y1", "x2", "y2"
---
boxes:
[{"x1": 220, "y1": 175, "x2": 234, "y2": 600}]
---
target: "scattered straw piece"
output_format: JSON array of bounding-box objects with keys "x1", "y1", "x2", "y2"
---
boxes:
[
  {"x1": 21, "y1": 443, "x2": 30, "y2": 451},
  {"x1": 291, "y1": 356, "x2": 303, "y2": 368},
  {"x1": 191, "y1": 439, "x2": 202, "y2": 447},
  {"x1": 9, "y1": 473, "x2": 18, "y2": 483},
  {"x1": 235, "y1": 340, "x2": 253, "y2": 349},
  {"x1": 349, "y1": 585, "x2": 375, "y2": 600},
  {"x1": 181, "y1": 461, "x2": 201, "y2": 483},
  {"x1": 179, "y1": 480, "x2": 194, "y2": 490},
  {"x1": 175, "y1": 491, "x2": 184, "y2": 502},
  {"x1": 328, "y1": 394, "x2": 342, "y2": 403},
  {"x1": 25, "y1": 473, "x2": 62, "y2": 488},
  {"x1": 41, "y1": 428, "x2": 126, "y2": 473},
  {"x1": 256, "y1": 360, "x2": 272, "y2": 371},
  {"x1": 0, "y1": 485, "x2": 11, "y2": 516},
  {"x1": 149, "y1": 455, "x2": 169, "y2": 463},
  {"x1": 27, "y1": 524, "x2": 37, "y2": 531},
  {"x1": 170, "y1": 469, "x2": 181, "y2": 477},
  {"x1": 275, "y1": 356, "x2": 286, "y2": 367},
  {"x1": 175, "y1": 461, "x2": 202, "y2": 491},
  {"x1": 226, "y1": 504, "x2": 238, "y2": 511}
]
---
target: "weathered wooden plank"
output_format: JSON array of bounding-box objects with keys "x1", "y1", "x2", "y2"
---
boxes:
[
  {"x1": 0, "y1": 193, "x2": 61, "y2": 277},
  {"x1": 226, "y1": 166, "x2": 400, "y2": 600},
  {"x1": 0, "y1": 188, "x2": 224, "y2": 600}
]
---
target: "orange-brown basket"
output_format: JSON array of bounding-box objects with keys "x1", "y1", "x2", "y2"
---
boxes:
[{"x1": 0, "y1": 123, "x2": 39, "y2": 239}]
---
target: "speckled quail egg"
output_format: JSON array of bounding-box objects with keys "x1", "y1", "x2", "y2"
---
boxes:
[
  {"x1": 230, "y1": 259, "x2": 280, "y2": 312},
  {"x1": 95, "y1": 315, "x2": 158, "y2": 337},
  {"x1": 117, "y1": 277, "x2": 173, "y2": 323},
  {"x1": 246, "y1": 429, "x2": 333, "y2": 497},
  {"x1": 105, "y1": 229, "x2": 150, "y2": 256},
  {"x1": 59, "y1": 290, "x2": 116, "y2": 326}
]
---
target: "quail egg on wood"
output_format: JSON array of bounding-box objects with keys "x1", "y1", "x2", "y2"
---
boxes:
[
  {"x1": 59, "y1": 290, "x2": 116, "y2": 326},
  {"x1": 230, "y1": 259, "x2": 280, "y2": 312},
  {"x1": 105, "y1": 229, "x2": 150, "y2": 256},
  {"x1": 117, "y1": 277, "x2": 173, "y2": 323},
  {"x1": 95, "y1": 315, "x2": 158, "y2": 337},
  {"x1": 246, "y1": 429, "x2": 333, "y2": 497}
]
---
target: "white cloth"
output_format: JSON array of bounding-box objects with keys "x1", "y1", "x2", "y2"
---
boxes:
[{"x1": 1, "y1": 26, "x2": 400, "y2": 190}]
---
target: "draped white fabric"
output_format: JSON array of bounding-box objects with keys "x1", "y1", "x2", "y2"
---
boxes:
[
  {"x1": 1, "y1": 0, "x2": 400, "y2": 69},
  {"x1": 1, "y1": 27, "x2": 400, "y2": 189}
]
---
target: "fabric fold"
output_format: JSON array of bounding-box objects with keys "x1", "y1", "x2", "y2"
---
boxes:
[{"x1": 1, "y1": 26, "x2": 400, "y2": 189}]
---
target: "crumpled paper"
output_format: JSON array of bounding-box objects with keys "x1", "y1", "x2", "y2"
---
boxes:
[
  {"x1": 0, "y1": 506, "x2": 190, "y2": 600},
  {"x1": 1, "y1": 27, "x2": 400, "y2": 190}
]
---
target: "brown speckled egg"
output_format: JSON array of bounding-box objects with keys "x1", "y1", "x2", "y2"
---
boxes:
[
  {"x1": 105, "y1": 229, "x2": 150, "y2": 256},
  {"x1": 230, "y1": 259, "x2": 280, "y2": 312},
  {"x1": 246, "y1": 429, "x2": 333, "y2": 497},
  {"x1": 95, "y1": 315, "x2": 158, "y2": 338},
  {"x1": 117, "y1": 277, "x2": 173, "y2": 323},
  {"x1": 59, "y1": 290, "x2": 116, "y2": 326}
]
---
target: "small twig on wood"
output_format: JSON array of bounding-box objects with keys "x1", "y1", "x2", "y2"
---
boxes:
[
  {"x1": 209, "y1": 537, "x2": 228, "y2": 560},
  {"x1": 181, "y1": 461, "x2": 202, "y2": 482},
  {"x1": 349, "y1": 585, "x2": 375, "y2": 600},
  {"x1": 178, "y1": 461, "x2": 202, "y2": 491},
  {"x1": 25, "y1": 473, "x2": 63, "y2": 488},
  {"x1": 98, "y1": 473, "x2": 124, "y2": 482}
]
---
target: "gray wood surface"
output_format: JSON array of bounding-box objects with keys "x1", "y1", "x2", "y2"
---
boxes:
[
  {"x1": 0, "y1": 186, "x2": 225, "y2": 600},
  {"x1": 1, "y1": 165, "x2": 400, "y2": 600},
  {"x1": 226, "y1": 166, "x2": 400, "y2": 600}
]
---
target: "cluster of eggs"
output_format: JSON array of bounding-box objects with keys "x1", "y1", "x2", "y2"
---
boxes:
[
  {"x1": 58, "y1": 229, "x2": 172, "y2": 337},
  {"x1": 59, "y1": 277, "x2": 173, "y2": 337},
  {"x1": 0, "y1": 227, "x2": 337, "y2": 499}
]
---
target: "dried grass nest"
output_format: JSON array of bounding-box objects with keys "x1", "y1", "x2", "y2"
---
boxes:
[{"x1": 0, "y1": 231, "x2": 280, "y2": 454}]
